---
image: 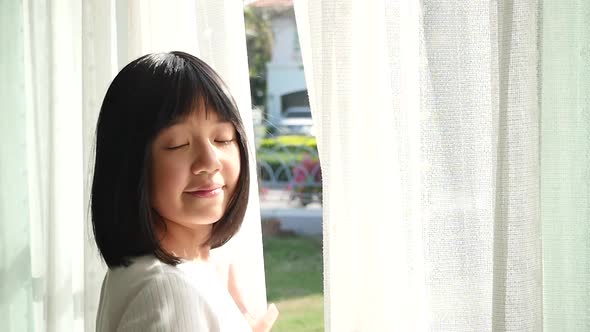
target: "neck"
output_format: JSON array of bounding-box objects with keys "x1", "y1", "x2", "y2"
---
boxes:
[{"x1": 156, "y1": 220, "x2": 213, "y2": 262}]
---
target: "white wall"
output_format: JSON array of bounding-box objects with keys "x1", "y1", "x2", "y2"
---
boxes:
[
  {"x1": 265, "y1": 8, "x2": 307, "y2": 124},
  {"x1": 269, "y1": 12, "x2": 301, "y2": 65},
  {"x1": 266, "y1": 64, "x2": 307, "y2": 124}
]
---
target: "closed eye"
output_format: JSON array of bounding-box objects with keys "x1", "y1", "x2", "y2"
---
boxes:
[
  {"x1": 166, "y1": 143, "x2": 189, "y2": 150},
  {"x1": 214, "y1": 139, "x2": 235, "y2": 145}
]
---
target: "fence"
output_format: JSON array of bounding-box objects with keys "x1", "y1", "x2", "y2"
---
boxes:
[{"x1": 256, "y1": 142, "x2": 322, "y2": 206}]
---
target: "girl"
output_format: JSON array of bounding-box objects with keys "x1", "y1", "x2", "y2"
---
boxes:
[{"x1": 92, "y1": 51, "x2": 277, "y2": 331}]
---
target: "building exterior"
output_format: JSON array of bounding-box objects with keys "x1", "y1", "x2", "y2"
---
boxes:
[{"x1": 245, "y1": 0, "x2": 309, "y2": 127}]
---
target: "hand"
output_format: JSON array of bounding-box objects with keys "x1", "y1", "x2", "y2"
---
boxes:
[
  {"x1": 223, "y1": 261, "x2": 278, "y2": 331},
  {"x1": 244, "y1": 303, "x2": 279, "y2": 332}
]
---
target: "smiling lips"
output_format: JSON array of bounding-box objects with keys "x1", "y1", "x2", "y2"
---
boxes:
[{"x1": 186, "y1": 186, "x2": 224, "y2": 198}]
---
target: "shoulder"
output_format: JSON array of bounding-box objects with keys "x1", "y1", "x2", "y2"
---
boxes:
[
  {"x1": 115, "y1": 260, "x2": 220, "y2": 331},
  {"x1": 133, "y1": 271, "x2": 206, "y2": 301}
]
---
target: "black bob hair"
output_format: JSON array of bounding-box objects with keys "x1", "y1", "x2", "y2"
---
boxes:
[{"x1": 91, "y1": 51, "x2": 250, "y2": 268}]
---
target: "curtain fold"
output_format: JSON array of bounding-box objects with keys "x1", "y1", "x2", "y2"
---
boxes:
[
  {"x1": 1, "y1": 0, "x2": 265, "y2": 330},
  {"x1": 541, "y1": 1, "x2": 590, "y2": 331},
  {"x1": 0, "y1": 0, "x2": 33, "y2": 331},
  {"x1": 81, "y1": 1, "x2": 118, "y2": 331},
  {"x1": 295, "y1": 0, "x2": 588, "y2": 331}
]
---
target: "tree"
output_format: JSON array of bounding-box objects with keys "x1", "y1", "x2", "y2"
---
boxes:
[{"x1": 244, "y1": 7, "x2": 273, "y2": 108}]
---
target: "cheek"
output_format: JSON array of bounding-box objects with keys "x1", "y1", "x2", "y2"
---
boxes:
[
  {"x1": 225, "y1": 149, "x2": 241, "y2": 185},
  {"x1": 151, "y1": 156, "x2": 187, "y2": 202}
]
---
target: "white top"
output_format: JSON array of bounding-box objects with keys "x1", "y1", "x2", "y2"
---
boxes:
[{"x1": 96, "y1": 255, "x2": 252, "y2": 332}]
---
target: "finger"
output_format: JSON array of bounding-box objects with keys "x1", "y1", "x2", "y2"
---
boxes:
[
  {"x1": 254, "y1": 304, "x2": 279, "y2": 332},
  {"x1": 266, "y1": 303, "x2": 278, "y2": 320},
  {"x1": 244, "y1": 312, "x2": 256, "y2": 325}
]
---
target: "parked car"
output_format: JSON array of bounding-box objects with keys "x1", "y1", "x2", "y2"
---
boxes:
[{"x1": 276, "y1": 106, "x2": 315, "y2": 136}]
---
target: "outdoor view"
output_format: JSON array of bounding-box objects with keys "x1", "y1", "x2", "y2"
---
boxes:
[{"x1": 244, "y1": 1, "x2": 324, "y2": 331}]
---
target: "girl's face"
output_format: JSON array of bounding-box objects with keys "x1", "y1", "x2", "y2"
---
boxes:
[{"x1": 149, "y1": 107, "x2": 241, "y2": 231}]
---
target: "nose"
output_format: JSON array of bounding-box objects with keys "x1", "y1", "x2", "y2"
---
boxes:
[{"x1": 190, "y1": 140, "x2": 222, "y2": 175}]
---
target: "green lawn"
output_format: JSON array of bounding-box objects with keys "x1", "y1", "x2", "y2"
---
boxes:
[{"x1": 263, "y1": 236, "x2": 324, "y2": 332}]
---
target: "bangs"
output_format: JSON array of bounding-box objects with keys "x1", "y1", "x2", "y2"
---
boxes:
[
  {"x1": 150, "y1": 53, "x2": 238, "y2": 133},
  {"x1": 92, "y1": 51, "x2": 250, "y2": 267}
]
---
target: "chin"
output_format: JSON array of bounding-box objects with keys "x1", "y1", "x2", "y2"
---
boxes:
[{"x1": 185, "y1": 213, "x2": 224, "y2": 226}]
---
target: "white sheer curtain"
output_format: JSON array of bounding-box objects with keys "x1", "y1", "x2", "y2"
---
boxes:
[
  {"x1": 0, "y1": 0, "x2": 265, "y2": 331},
  {"x1": 295, "y1": 0, "x2": 589, "y2": 331},
  {"x1": 540, "y1": 1, "x2": 590, "y2": 330}
]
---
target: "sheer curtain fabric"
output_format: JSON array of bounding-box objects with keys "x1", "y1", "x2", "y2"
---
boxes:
[
  {"x1": 0, "y1": 0, "x2": 266, "y2": 331},
  {"x1": 295, "y1": 0, "x2": 589, "y2": 331}
]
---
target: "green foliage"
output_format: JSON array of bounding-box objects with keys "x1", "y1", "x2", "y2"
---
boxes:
[
  {"x1": 244, "y1": 7, "x2": 272, "y2": 107},
  {"x1": 259, "y1": 135, "x2": 317, "y2": 150},
  {"x1": 257, "y1": 151, "x2": 302, "y2": 181},
  {"x1": 257, "y1": 135, "x2": 319, "y2": 182}
]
